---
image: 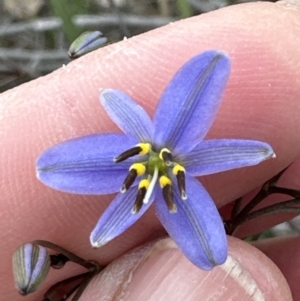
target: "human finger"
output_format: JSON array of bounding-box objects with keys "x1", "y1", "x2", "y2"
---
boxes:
[
  {"x1": 80, "y1": 237, "x2": 292, "y2": 301},
  {"x1": 3, "y1": 2, "x2": 300, "y2": 300}
]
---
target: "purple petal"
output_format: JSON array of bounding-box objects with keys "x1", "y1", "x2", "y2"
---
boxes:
[
  {"x1": 90, "y1": 187, "x2": 154, "y2": 247},
  {"x1": 100, "y1": 89, "x2": 154, "y2": 142},
  {"x1": 153, "y1": 51, "x2": 230, "y2": 154},
  {"x1": 154, "y1": 175, "x2": 227, "y2": 270},
  {"x1": 181, "y1": 139, "x2": 275, "y2": 176},
  {"x1": 37, "y1": 134, "x2": 138, "y2": 194}
]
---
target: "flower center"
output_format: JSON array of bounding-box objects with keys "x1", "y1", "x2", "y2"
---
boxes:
[{"x1": 114, "y1": 143, "x2": 187, "y2": 214}]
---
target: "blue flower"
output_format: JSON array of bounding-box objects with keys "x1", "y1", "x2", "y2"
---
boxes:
[{"x1": 37, "y1": 51, "x2": 275, "y2": 270}]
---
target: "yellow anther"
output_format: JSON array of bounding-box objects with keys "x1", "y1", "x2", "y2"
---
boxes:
[
  {"x1": 159, "y1": 175, "x2": 172, "y2": 188},
  {"x1": 138, "y1": 179, "x2": 150, "y2": 190},
  {"x1": 159, "y1": 148, "x2": 171, "y2": 160},
  {"x1": 137, "y1": 143, "x2": 151, "y2": 155},
  {"x1": 173, "y1": 164, "x2": 186, "y2": 175},
  {"x1": 130, "y1": 163, "x2": 146, "y2": 176}
]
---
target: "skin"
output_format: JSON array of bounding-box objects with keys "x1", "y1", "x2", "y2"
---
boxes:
[{"x1": 2, "y1": 1, "x2": 300, "y2": 300}]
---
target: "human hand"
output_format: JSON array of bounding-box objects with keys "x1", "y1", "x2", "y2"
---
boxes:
[{"x1": 2, "y1": 1, "x2": 300, "y2": 300}]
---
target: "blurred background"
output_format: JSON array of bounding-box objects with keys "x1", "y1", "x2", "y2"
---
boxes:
[{"x1": 0, "y1": 0, "x2": 276, "y2": 93}]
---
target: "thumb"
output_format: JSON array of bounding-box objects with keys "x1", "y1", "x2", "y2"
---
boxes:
[{"x1": 81, "y1": 237, "x2": 292, "y2": 301}]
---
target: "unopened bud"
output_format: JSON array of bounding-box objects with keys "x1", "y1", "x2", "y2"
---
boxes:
[
  {"x1": 68, "y1": 31, "x2": 108, "y2": 59},
  {"x1": 12, "y1": 242, "x2": 50, "y2": 295}
]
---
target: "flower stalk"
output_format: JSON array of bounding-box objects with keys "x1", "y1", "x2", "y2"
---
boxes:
[
  {"x1": 12, "y1": 240, "x2": 103, "y2": 301},
  {"x1": 224, "y1": 166, "x2": 300, "y2": 235}
]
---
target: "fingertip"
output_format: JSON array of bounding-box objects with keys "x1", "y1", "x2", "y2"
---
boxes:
[
  {"x1": 254, "y1": 235, "x2": 300, "y2": 300},
  {"x1": 2, "y1": 3, "x2": 300, "y2": 300},
  {"x1": 82, "y1": 237, "x2": 292, "y2": 301}
]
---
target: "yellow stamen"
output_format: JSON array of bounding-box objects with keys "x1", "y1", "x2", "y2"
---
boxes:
[
  {"x1": 130, "y1": 163, "x2": 146, "y2": 176},
  {"x1": 173, "y1": 164, "x2": 187, "y2": 200},
  {"x1": 159, "y1": 175, "x2": 172, "y2": 188},
  {"x1": 138, "y1": 143, "x2": 151, "y2": 155},
  {"x1": 121, "y1": 163, "x2": 147, "y2": 193},
  {"x1": 162, "y1": 184, "x2": 177, "y2": 213},
  {"x1": 159, "y1": 148, "x2": 171, "y2": 160},
  {"x1": 172, "y1": 164, "x2": 186, "y2": 175},
  {"x1": 138, "y1": 179, "x2": 150, "y2": 190}
]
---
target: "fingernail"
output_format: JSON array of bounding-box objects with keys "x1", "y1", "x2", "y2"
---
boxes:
[
  {"x1": 113, "y1": 239, "x2": 264, "y2": 300},
  {"x1": 277, "y1": 0, "x2": 300, "y2": 9},
  {"x1": 220, "y1": 255, "x2": 264, "y2": 301},
  {"x1": 79, "y1": 237, "x2": 273, "y2": 301}
]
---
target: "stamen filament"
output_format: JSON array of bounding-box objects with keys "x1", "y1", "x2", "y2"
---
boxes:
[
  {"x1": 121, "y1": 163, "x2": 146, "y2": 193},
  {"x1": 139, "y1": 143, "x2": 152, "y2": 155},
  {"x1": 162, "y1": 184, "x2": 176, "y2": 213},
  {"x1": 159, "y1": 148, "x2": 173, "y2": 166},
  {"x1": 131, "y1": 179, "x2": 150, "y2": 213},
  {"x1": 143, "y1": 167, "x2": 158, "y2": 204},
  {"x1": 121, "y1": 169, "x2": 137, "y2": 193},
  {"x1": 177, "y1": 171, "x2": 187, "y2": 200},
  {"x1": 114, "y1": 146, "x2": 142, "y2": 163},
  {"x1": 131, "y1": 163, "x2": 147, "y2": 176},
  {"x1": 173, "y1": 164, "x2": 187, "y2": 200},
  {"x1": 132, "y1": 187, "x2": 147, "y2": 214},
  {"x1": 114, "y1": 143, "x2": 151, "y2": 163},
  {"x1": 159, "y1": 175, "x2": 176, "y2": 213}
]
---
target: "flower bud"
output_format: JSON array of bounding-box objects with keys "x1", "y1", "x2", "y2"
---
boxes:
[
  {"x1": 12, "y1": 242, "x2": 50, "y2": 295},
  {"x1": 68, "y1": 31, "x2": 108, "y2": 59}
]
